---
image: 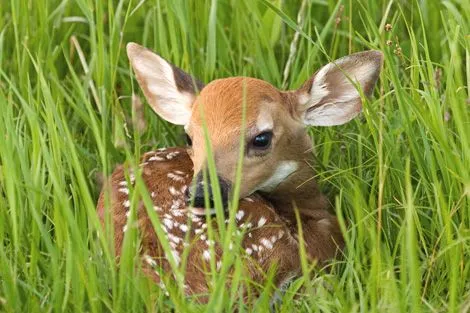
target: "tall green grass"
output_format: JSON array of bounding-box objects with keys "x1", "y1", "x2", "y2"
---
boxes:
[{"x1": 0, "y1": 0, "x2": 469, "y2": 312}]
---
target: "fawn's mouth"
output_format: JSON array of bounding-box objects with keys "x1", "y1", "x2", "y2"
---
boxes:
[
  {"x1": 185, "y1": 192, "x2": 229, "y2": 216},
  {"x1": 187, "y1": 207, "x2": 218, "y2": 216}
]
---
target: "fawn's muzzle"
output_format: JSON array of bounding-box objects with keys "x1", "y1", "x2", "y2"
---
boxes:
[{"x1": 187, "y1": 172, "x2": 231, "y2": 209}]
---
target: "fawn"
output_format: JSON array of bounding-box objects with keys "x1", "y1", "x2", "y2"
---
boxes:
[{"x1": 97, "y1": 43, "x2": 382, "y2": 297}]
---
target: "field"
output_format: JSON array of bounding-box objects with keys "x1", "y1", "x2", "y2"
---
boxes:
[{"x1": 0, "y1": 0, "x2": 469, "y2": 312}]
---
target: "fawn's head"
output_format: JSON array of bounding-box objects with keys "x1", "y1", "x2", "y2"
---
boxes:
[{"x1": 127, "y1": 43, "x2": 382, "y2": 208}]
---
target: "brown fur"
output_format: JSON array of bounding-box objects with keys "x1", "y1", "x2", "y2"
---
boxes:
[
  {"x1": 97, "y1": 148, "x2": 343, "y2": 299},
  {"x1": 97, "y1": 148, "x2": 296, "y2": 297}
]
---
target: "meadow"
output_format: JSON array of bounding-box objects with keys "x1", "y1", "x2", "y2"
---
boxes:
[{"x1": 0, "y1": 0, "x2": 469, "y2": 312}]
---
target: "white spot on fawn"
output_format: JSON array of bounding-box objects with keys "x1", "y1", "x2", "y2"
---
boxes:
[
  {"x1": 203, "y1": 250, "x2": 211, "y2": 261},
  {"x1": 191, "y1": 216, "x2": 202, "y2": 223},
  {"x1": 168, "y1": 233, "x2": 181, "y2": 244},
  {"x1": 236, "y1": 210, "x2": 245, "y2": 221},
  {"x1": 166, "y1": 151, "x2": 179, "y2": 160},
  {"x1": 257, "y1": 216, "x2": 267, "y2": 227},
  {"x1": 143, "y1": 254, "x2": 157, "y2": 267},
  {"x1": 317, "y1": 218, "x2": 332, "y2": 227},
  {"x1": 270, "y1": 235, "x2": 278, "y2": 245},
  {"x1": 163, "y1": 218, "x2": 174, "y2": 229},
  {"x1": 171, "y1": 199, "x2": 182, "y2": 210},
  {"x1": 246, "y1": 248, "x2": 253, "y2": 255},
  {"x1": 149, "y1": 156, "x2": 165, "y2": 161},
  {"x1": 168, "y1": 186, "x2": 180, "y2": 196},
  {"x1": 118, "y1": 188, "x2": 129, "y2": 195},
  {"x1": 168, "y1": 172, "x2": 185, "y2": 182},
  {"x1": 123, "y1": 200, "x2": 131, "y2": 208},
  {"x1": 172, "y1": 209, "x2": 184, "y2": 217}
]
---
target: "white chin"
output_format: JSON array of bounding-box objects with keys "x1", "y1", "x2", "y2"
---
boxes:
[{"x1": 257, "y1": 161, "x2": 298, "y2": 192}]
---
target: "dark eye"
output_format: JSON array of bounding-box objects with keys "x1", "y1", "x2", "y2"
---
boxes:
[
  {"x1": 185, "y1": 134, "x2": 192, "y2": 146},
  {"x1": 251, "y1": 131, "x2": 273, "y2": 150}
]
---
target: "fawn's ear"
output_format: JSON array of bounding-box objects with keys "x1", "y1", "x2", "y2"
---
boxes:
[
  {"x1": 297, "y1": 50, "x2": 383, "y2": 126},
  {"x1": 127, "y1": 43, "x2": 204, "y2": 125}
]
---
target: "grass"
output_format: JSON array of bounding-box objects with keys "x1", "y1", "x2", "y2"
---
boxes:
[{"x1": 0, "y1": 0, "x2": 469, "y2": 312}]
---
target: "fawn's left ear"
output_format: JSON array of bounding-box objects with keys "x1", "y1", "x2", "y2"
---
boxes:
[
  {"x1": 127, "y1": 43, "x2": 204, "y2": 125},
  {"x1": 297, "y1": 50, "x2": 383, "y2": 126}
]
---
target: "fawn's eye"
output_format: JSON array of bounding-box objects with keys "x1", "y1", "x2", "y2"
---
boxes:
[
  {"x1": 250, "y1": 131, "x2": 273, "y2": 150},
  {"x1": 185, "y1": 134, "x2": 192, "y2": 146}
]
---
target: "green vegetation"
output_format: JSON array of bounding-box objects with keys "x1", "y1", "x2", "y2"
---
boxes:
[{"x1": 0, "y1": 0, "x2": 469, "y2": 312}]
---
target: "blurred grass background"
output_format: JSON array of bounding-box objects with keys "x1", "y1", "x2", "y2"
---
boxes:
[{"x1": 0, "y1": 0, "x2": 469, "y2": 312}]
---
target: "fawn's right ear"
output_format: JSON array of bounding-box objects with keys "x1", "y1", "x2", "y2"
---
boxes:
[
  {"x1": 127, "y1": 43, "x2": 204, "y2": 125},
  {"x1": 297, "y1": 50, "x2": 383, "y2": 126}
]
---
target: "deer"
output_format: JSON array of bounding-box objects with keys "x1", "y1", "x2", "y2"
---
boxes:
[{"x1": 97, "y1": 42, "x2": 382, "y2": 299}]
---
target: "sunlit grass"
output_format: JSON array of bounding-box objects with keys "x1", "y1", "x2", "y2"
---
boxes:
[{"x1": 0, "y1": 0, "x2": 469, "y2": 312}]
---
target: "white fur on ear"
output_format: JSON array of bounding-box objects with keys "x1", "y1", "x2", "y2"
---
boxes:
[
  {"x1": 127, "y1": 43, "x2": 202, "y2": 125},
  {"x1": 300, "y1": 50, "x2": 383, "y2": 126}
]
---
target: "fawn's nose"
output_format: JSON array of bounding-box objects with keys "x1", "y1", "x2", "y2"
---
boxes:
[{"x1": 187, "y1": 172, "x2": 231, "y2": 209}]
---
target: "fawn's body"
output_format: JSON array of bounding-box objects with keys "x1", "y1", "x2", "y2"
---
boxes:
[
  {"x1": 97, "y1": 147, "x2": 342, "y2": 296},
  {"x1": 97, "y1": 43, "x2": 382, "y2": 297}
]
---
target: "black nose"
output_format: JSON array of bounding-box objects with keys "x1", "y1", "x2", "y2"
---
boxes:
[{"x1": 187, "y1": 172, "x2": 231, "y2": 208}]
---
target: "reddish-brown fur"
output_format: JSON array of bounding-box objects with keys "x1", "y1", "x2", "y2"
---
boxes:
[{"x1": 97, "y1": 147, "x2": 343, "y2": 298}]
